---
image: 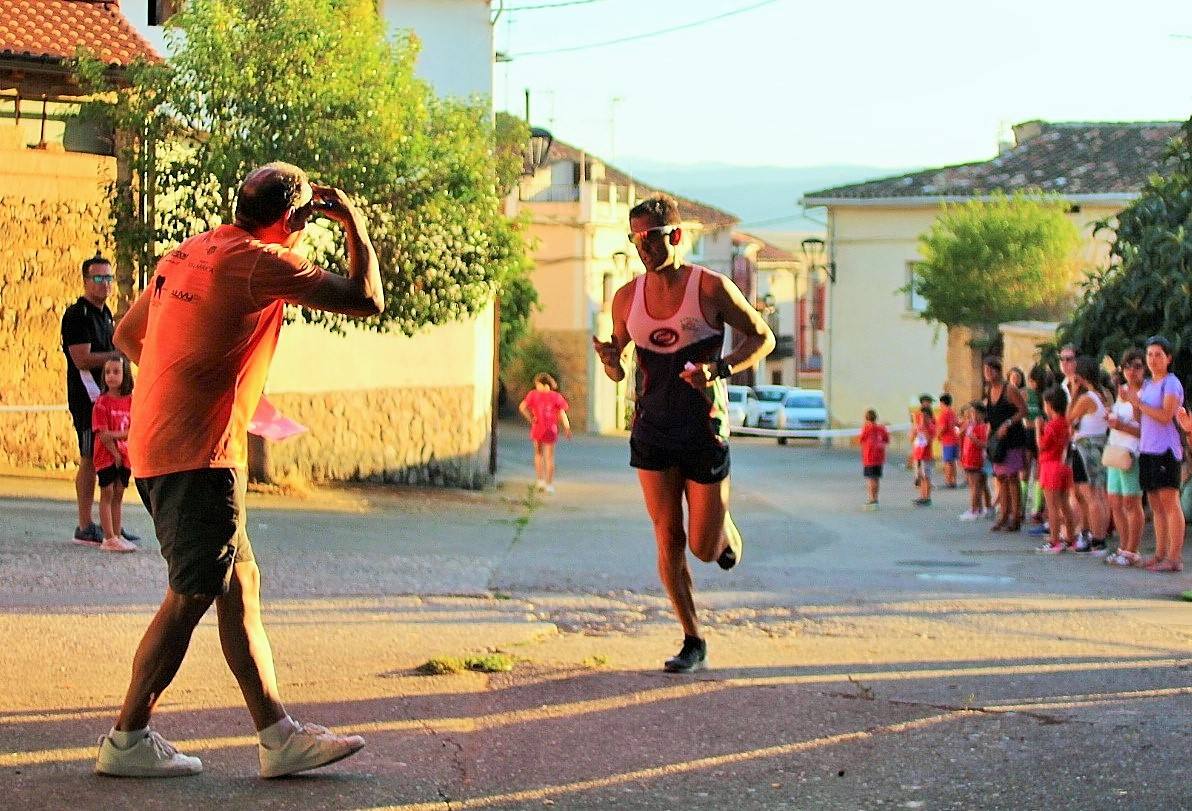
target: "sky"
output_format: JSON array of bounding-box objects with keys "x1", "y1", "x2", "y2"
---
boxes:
[{"x1": 122, "y1": 0, "x2": 1192, "y2": 171}]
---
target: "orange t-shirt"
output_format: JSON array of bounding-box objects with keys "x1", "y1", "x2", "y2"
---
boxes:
[{"x1": 128, "y1": 225, "x2": 326, "y2": 477}]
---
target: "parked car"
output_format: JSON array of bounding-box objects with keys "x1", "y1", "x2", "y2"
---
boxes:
[
  {"x1": 753, "y1": 385, "x2": 793, "y2": 430},
  {"x1": 726, "y1": 385, "x2": 761, "y2": 429},
  {"x1": 775, "y1": 389, "x2": 828, "y2": 445}
]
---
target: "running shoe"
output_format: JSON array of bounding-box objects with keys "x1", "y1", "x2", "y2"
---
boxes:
[
  {"x1": 100, "y1": 536, "x2": 138, "y2": 553},
  {"x1": 958, "y1": 510, "x2": 980, "y2": 521},
  {"x1": 1037, "y1": 542, "x2": 1067, "y2": 554},
  {"x1": 1089, "y1": 537, "x2": 1109, "y2": 555},
  {"x1": 1026, "y1": 523, "x2": 1049, "y2": 536},
  {"x1": 1071, "y1": 535, "x2": 1092, "y2": 553},
  {"x1": 913, "y1": 498, "x2": 932, "y2": 506},
  {"x1": 663, "y1": 636, "x2": 707, "y2": 673},
  {"x1": 544, "y1": 484, "x2": 556, "y2": 495},
  {"x1": 259, "y1": 720, "x2": 365, "y2": 779},
  {"x1": 717, "y1": 526, "x2": 743, "y2": 570},
  {"x1": 72, "y1": 522, "x2": 102, "y2": 546},
  {"x1": 863, "y1": 500, "x2": 879, "y2": 511},
  {"x1": 95, "y1": 729, "x2": 203, "y2": 777}
]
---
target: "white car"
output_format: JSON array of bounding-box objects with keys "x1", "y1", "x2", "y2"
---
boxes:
[
  {"x1": 775, "y1": 388, "x2": 828, "y2": 444},
  {"x1": 753, "y1": 385, "x2": 793, "y2": 429},
  {"x1": 726, "y1": 385, "x2": 761, "y2": 429}
]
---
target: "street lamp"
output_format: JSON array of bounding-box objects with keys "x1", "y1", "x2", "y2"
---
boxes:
[
  {"x1": 523, "y1": 126, "x2": 554, "y2": 176},
  {"x1": 799, "y1": 237, "x2": 835, "y2": 283}
]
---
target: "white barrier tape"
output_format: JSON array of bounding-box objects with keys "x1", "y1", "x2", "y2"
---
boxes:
[
  {"x1": 732, "y1": 422, "x2": 912, "y2": 440},
  {"x1": 0, "y1": 404, "x2": 68, "y2": 413}
]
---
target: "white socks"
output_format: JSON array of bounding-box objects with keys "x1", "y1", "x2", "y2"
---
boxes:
[
  {"x1": 258, "y1": 715, "x2": 299, "y2": 749},
  {"x1": 108, "y1": 727, "x2": 148, "y2": 748}
]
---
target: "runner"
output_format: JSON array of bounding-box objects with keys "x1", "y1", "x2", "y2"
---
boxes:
[
  {"x1": 98, "y1": 162, "x2": 382, "y2": 778},
  {"x1": 592, "y1": 194, "x2": 774, "y2": 674}
]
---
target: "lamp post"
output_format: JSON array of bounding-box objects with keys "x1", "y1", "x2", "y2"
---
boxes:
[{"x1": 801, "y1": 236, "x2": 836, "y2": 431}]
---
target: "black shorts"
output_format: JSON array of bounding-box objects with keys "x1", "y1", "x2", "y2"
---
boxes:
[
  {"x1": 1070, "y1": 446, "x2": 1088, "y2": 484},
  {"x1": 1138, "y1": 450, "x2": 1181, "y2": 492},
  {"x1": 76, "y1": 428, "x2": 93, "y2": 459},
  {"x1": 863, "y1": 465, "x2": 883, "y2": 479},
  {"x1": 629, "y1": 437, "x2": 730, "y2": 485},
  {"x1": 97, "y1": 465, "x2": 131, "y2": 488},
  {"x1": 135, "y1": 468, "x2": 254, "y2": 596}
]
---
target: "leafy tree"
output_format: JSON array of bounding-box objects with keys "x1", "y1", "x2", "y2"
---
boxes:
[
  {"x1": 908, "y1": 191, "x2": 1082, "y2": 335},
  {"x1": 1058, "y1": 119, "x2": 1192, "y2": 378},
  {"x1": 77, "y1": 0, "x2": 533, "y2": 342}
]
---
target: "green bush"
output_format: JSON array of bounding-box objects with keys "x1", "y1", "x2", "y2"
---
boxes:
[{"x1": 504, "y1": 333, "x2": 561, "y2": 404}]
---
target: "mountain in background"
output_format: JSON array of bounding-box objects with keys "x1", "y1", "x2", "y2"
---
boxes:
[{"x1": 617, "y1": 159, "x2": 915, "y2": 237}]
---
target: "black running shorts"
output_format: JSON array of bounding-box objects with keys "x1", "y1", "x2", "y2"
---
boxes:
[
  {"x1": 136, "y1": 468, "x2": 254, "y2": 596},
  {"x1": 629, "y1": 437, "x2": 730, "y2": 485}
]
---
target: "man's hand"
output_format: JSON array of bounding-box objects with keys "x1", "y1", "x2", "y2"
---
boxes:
[
  {"x1": 679, "y1": 362, "x2": 714, "y2": 390},
  {"x1": 311, "y1": 184, "x2": 364, "y2": 230},
  {"x1": 592, "y1": 335, "x2": 623, "y2": 368}
]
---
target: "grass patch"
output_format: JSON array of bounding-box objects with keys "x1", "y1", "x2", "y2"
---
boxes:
[
  {"x1": 416, "y1": 652, "x2": 516, "y2": 675},
  {"x1": 582, "y1": 654, "x2": 609, "y2": 668}
]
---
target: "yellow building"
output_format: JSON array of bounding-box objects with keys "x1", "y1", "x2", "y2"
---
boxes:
[
  {"x1": 801, "y1": 120, "x2": 1182, "y2": 428},
  {"x1": 509, "y1": 139, "x2": 739, "y2": 433}
]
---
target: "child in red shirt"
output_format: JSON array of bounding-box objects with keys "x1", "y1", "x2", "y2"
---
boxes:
[
  {"x1": 519, "y1": 372, "x2": 571, "y2": 494},
  {"x1": 911, "y1": 394, "x2": 936, "y2": 506},
  {"x1": 1036, "y1": 386, "x2": 1078, "y2": 553},
  {"x1": 859, "y1": 408, "x2": 890, "y2": 510},
  {"x1": 959, "y1": 402, "x2": 991, "y2": 519},
  {"x1": 936, "y1": 393, "x2": 960, "y2": 488},
  {"x1": 91, "y1": 356, "x2": 137, "y2": 553}
]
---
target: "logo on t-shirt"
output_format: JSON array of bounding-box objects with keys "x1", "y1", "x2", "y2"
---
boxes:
[
  {"x1": 153, "y1": 276, "x2": 167, "y2": 299},
  {"x1": 650, "y1": 327, "x2": 680, "y2": 348}
]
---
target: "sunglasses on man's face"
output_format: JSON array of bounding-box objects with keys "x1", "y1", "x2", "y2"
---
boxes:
[
  {"x1": 90, "y1": 275, "x2": 114, "y2": 284},
  {"x1": 628, "y1": 225, "x2": 676, "y2": 245}
]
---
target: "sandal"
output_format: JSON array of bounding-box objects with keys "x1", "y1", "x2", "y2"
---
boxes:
[
  {"x1": 1104, "y1": 549, "x2": 1140, "y2": 567},
  {"x1": 1146, "y1": 559, "x2": 1184, "y2": 573}
]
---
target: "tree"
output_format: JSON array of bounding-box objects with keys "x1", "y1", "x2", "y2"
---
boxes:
[
  {"x1": 77, "y1": 0, "x2": 534, "y2": 342},
  {"x1": 1058, "y1": 119, "x2": 1192, "y2": 378},
  {"x1": 908, "y1": 191, "x2": 1082, "y2": 336}
]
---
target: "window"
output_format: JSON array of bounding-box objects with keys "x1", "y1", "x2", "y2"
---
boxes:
[
  {"x1": 906, "y1": 261, "x2": 927, "y2": 313},
  {"x1": 689, "y1": 234, "x2": 704, "y2": 257},
  {"x1": 771, "y1": 370, "x2": 782, "y2": 385}
]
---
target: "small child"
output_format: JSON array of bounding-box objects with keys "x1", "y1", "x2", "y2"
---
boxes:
[
  {"x1": 91, "y1": 356, "x2": 137, "y2": 553},
  {"x1": 959, "y1": 402, "x2": 991, "y2": 520},
  {"x1": 519, "y1": 372, "x2": 571, "y2": 494},
  {"x1": 1036, "y1": 386, "x2": 1078, "y2": 553},
  {"x1": 911, "y1": 394, "x2": 936, "y2": 506},
  {"x1": 859, "y1": 408, "x2": 890, "y2": 510},
  {"x1": 936, "y1": 393, "x2": 960, "y2": 488}
]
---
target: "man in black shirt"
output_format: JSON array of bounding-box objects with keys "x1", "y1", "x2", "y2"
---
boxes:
[{"x1": 61, "y1": 255, "x2": 131, "y2": 545}]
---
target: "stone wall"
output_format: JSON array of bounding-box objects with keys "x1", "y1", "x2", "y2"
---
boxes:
[
  {"x1": 1001, "y1": 321, "x2": 1058, "y2": 377},
  {"x1": 530, "y1": 328, "x2": 591, "y2": 431},
  {"x1": 945, "y1": 325, "x2": 984, "y2": 404},
  {"x1": 0, "y1": 197, "x2": 112, "y2": 471},
  {"x1": 261, "y1": 386, "x2": 491, "y2": 489}
]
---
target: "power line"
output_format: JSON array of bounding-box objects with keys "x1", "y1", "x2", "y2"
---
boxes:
[
  {"x1": 506, "y1": 0, "x2": 604, "y2": 10},
  {"x1": 509, "y1": 0, "x2": 783, "y2": 57}
]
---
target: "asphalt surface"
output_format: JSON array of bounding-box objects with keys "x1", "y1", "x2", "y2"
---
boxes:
[{"x1": 1, "y1": 422, "x2": 1189, "y2": 810}]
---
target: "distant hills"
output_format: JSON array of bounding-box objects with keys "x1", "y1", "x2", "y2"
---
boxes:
[{"x1": 616, "y1": 159, "x2": 914, "y2": 236}]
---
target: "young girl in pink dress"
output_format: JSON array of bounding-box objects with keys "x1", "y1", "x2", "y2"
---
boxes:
[
  {"x1": 519, "y1": 373, "x2": 572, "y2": 494},
  {"x1": 1036, "y1": 386, "x2": 1078, "y2": 553}
]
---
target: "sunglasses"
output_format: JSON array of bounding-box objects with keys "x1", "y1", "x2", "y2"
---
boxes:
[
  {"x1": 628, "y1": 225, "x2": 676, "y2": 244},
  {"x1": 90, "y1": 274, "x2": 114, "y2": 284}
]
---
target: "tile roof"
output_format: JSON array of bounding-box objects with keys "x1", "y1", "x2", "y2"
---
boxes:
[
  {"x1": 804, "y1": 121, "x2": 1182, "y2": 202},
  {"x1": 0, "y1": 0, "x2": 161, "y2": 68},
  {"x1": 546, "y1": 138, "x2": 739, "y2": 228},
  {"x1": 734, "y1": 231, "x2": 795, "y2": 262}
]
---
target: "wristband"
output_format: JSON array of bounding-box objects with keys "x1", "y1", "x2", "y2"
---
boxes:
[{"x1": 714, "y1": 358, "x2": 732, "y2": 380}]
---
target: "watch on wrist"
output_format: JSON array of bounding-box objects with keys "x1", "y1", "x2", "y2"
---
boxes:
[{"x1": 715, "y1": 358, "x2": 732, "y2": 380}]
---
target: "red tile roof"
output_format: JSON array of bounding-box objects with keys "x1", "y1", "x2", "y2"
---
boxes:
[
  {"x1": 804, "y1": 121, "x2": 1182, "y2": 202},
  {"x1": 734, "y1": 231, "x2": 795, "y2": 262},
  {"x1": 0, "y1": 0, "x2": 161, "y2": 68},
  {"x1": 547, "y1": 138, "x2": 739, "y2": 228}
]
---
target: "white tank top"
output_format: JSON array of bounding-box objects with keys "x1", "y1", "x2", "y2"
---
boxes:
[
  {"x1": 626, "y1": 265, "x2": 722, "y2": 353},
  {"x1": 1107, "y1": 396, "x2": 1140, "y2": 453},
  {"x1": 1073, "y1": 391, "x2": 1109, "y2": 439}
]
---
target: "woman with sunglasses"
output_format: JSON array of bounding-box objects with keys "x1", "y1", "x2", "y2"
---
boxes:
[
  {"x1": 1122, "y1": 336, "x2": 1185, "y2": 572},
  {"x1": 592, "y1": 194, "x2": 774, "y2": 673},
  {"x1": 1104, "y1": 350, "x2": 1145, "y2": 566}
]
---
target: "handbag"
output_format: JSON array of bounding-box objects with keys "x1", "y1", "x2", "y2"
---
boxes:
[
  {"x1": 1101, "y1": 443, "x2": 1133, "y2": 471},
  {"x1": 987, "y1": 433, "x2": 1008, "y2": 464}
]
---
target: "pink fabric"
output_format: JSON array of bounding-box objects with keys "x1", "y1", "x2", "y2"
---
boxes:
[
  {"x1": 248, "y1": 396, "x2": 308, "y2": 441},
  {"x1": 524, "y1": 389, "x2": 568, "y2": 443}
]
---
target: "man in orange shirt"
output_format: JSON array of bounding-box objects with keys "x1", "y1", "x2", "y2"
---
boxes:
[{"x1": 99, "y1": 162, "x2": 383, "y2": 779}]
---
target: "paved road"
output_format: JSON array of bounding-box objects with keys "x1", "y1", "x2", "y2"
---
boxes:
[{"x1": 1, "y1": 423, "x2": 1189, "y2": 810}]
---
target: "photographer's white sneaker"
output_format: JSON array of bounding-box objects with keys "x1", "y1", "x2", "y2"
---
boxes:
[
  {"x1": 258, "y1": 721, "x2": 365, "y2": 779},
  {"x1": 95, "y1": 729, "x2": 203, "y2": 777}
]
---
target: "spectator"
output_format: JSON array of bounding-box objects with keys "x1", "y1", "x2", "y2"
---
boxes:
[
  {"x1": 62, "y1": 255, "x2": 133, "y2": 546},
  {"x1": 936, "y1": 393, "x2": 959, "y2": 488},
  {"x1": 984, "y1": 356, "x2": 1028, "y2": 531},
  {"x1": 911, "y1": 394, "x2": 936, "y2": 506},
  {"x1": 1024, "y1": 364, "x2": 1053, "y2": 526},
  {"x1": 1104, "y1": 350, "x2": 1144, "y2": 567},
  {"x1": 91, "y1": 356, "x2": 137, "y2": 553},
  {"x1": 1035, "y1": 386, "x2": 1078, "y2": 553},
  {"x1": 1067, "y1": 356, "x2": 1111, "y2": 552},
  {"x1": 859, "y1": 408, "x2": 890, "y2": 510},
  {"x1": 958, "y1": 401, "x2": 991, "y2": 520},
  {"x1": 519, "y1": 372, "x2": 572, "y2": 494},
  {"x1": 1126, "y1": 336, "x2": 1185, "y2": 572}
]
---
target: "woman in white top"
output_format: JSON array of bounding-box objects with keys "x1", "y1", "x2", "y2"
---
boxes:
[
  {"x1": 1104, "y1": 350, "x2": 1145, "y2": 566},
  {"x1": 1066, "y1": 356, "x2": 1111, "y2": 550}
]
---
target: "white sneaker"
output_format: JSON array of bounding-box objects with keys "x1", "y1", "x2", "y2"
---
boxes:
[
  {"x1": 958, "y1": 510, "x2": 979, "y2": 521},
  {"x1": 95, "y1": 729, "x2": 202, "y2": 777},
  {"x1": 100, "y1": 536, "x2": 138, "y2": 553},
  {"x1": 259, "y1": 721, "x2": 365, "y2": 779},
  {"x1": 544, "y1": 484, "x2": 556, "y2": 494}
]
